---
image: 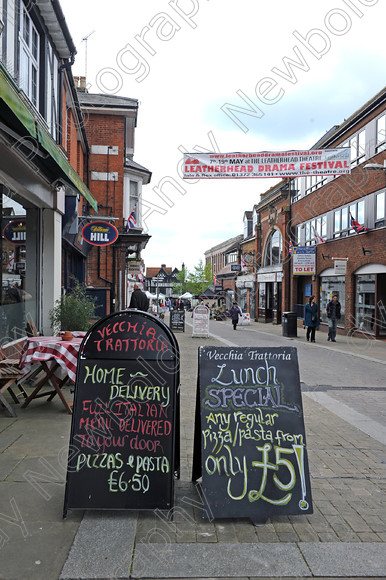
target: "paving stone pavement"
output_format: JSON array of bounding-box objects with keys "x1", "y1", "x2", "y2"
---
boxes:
[{"x1": 1, "y1": 314, "x2": 385, "y2": 579}]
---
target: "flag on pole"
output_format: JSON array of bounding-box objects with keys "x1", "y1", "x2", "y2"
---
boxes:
[
  {"x1": 350, "y1": 213, "x2": 367, "y2": 233},
  {"x1": 289, "y1": 240, "x2": 294, "y2": 254},
  {"x1": 127, "y1": 209, "x2": 137, "y2": 230},
  {"x1": 240, "y1": 256, "x2": 248, "y2": 271},
  {"x1": 214, "y1": 275, "x2": 217, "y2": 286},
  {"x1": 312, "y1": 226, "x2": 325, "y2": 244}
]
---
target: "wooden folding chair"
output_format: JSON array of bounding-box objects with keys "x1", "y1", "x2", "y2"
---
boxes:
[
  {"x1": 25, "y1": 320, "x2": 39, "y2": 337},
  {"x1": 0, "y1": 366, "x2": 26, "y2": 416},
  {"x1": 0, "y1": 344, "x2": 28, "y2": 410}
]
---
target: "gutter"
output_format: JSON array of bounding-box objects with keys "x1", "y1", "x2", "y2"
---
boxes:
[{"x1": 51, "y1": 0, "x2": 77, "y2": 57}]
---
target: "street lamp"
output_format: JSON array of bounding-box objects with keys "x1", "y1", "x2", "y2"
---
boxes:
[{"x1": 364, "y1": 160, "x2": 386, "y2": 170}]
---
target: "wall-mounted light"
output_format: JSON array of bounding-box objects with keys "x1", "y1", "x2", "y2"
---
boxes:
[{"x1": 363, "y1": 160, "x2": 386, "y2": 171}]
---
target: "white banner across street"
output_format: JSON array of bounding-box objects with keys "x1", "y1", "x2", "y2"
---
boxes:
[{"x1": 183, "y1": 149, "x2": 350, "y2": 179}]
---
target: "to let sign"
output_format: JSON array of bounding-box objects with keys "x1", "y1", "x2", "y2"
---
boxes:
[
  {"x1": 63, "y1": 310, "x2": 180, "y2": 516},
  {"x1": 192, "y1": 346, "x2": 313, "y2": 520},
  {"x1": 82, "y1": 221, "x2": 119, "y2": 246},
  {"x1": 292, "y1": 247, "x2": 316, "y2": 275}
]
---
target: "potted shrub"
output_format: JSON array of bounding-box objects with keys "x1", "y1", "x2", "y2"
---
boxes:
[{"x1": 49, "y1": 281, "x2": 96, "y2": 335}]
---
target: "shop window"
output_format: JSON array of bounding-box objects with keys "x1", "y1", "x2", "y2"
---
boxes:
[
  {"x1": 320, "y1": 276, "x2": 345, "y2": 326},
  {"x1": 264, "y1": 230, "x2": 282, "y2": 265},
  {"x1": 375, "y1": 191, "x2": 385, "y2": 228},
  {"x1": 1, "y1": 191, "x2": 37, "y2": 342},
  {"x1": 355, "y1": 275, "x2": 375, "y2": 333},
  {"x1": 376, "y1": 114, "x2": 386, "y2": 153},
  {"x1": 258, "y1": 283, "x2": 266, "y2": 309}
]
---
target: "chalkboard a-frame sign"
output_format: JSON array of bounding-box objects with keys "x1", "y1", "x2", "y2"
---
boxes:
[
  {"x1": 192, "y1": 346, "x2": 312, "y2": 520},
  {"x1": 63, "y1": 309, "x2": 180, "y2": 517},
  {"x1": 169, "y1": 310, "x2": 185, "y2": 332}
]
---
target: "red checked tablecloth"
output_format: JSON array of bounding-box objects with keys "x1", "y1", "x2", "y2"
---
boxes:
[{"x1": 20, "y1": 336, "x2": 84, "y2": 383}]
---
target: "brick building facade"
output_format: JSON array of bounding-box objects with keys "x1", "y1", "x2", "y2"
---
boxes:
[
  {"x1": 290, "y1": 88, "x2": 386, "y2": 337},
  {"x1": 254, "y1": 183, "x2": 292, "y2": 323},
  {"x1": 204, "y1": 88, "x2": 385, "y2": 337},
  {"x1": 76, "y1": 81, "x2": 151, "y2": 316}
]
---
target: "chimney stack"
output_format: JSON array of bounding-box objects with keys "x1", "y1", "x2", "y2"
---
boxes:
[{"x1": 74, "y1": 76, "x2": 87, "y2": 92}]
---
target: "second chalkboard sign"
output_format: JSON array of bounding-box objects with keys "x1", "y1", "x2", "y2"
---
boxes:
[
  {"x1": 170, "y1": 310, "x2": 185, "y2": 332},
  {"x1": 63, "y1": 310, "x2": 180, "y2": 516},
  {"x1": 193, "y1": 346, "x2": 313, "y2": 520}
]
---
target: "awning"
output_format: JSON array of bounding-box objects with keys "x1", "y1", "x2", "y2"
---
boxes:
[
  {"x1": 0, "y1": 65, "x2": 37, "y2": 138},
  {"x1": 0, "y1": 63, "x2": 98, "y2": 212}
]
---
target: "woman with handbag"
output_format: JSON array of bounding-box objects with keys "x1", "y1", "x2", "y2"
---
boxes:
[{"x1": 304, "y1": 295, "x2": 319, "y2": 343}]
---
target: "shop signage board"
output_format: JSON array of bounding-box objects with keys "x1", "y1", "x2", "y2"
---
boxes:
[
  {"x1": 192, "y1": 305, "x2": 210, "y2": 338},
  {"x1": 192, "y1": 346, "x2": 313, "y2": 520},
  {"x1": 215, "y1": 285, "x2": 223, "y2": 293},
  {"x1": 292, "y1": 247, "x2": 316, "y2": 275},
  {"x1": 334, "y1": 260, "x2": 347, "y2": 275},
  {"x1": 127, "y1": 261, "x2": 141, "y2": 274},
  {"x1": 3, "y1": 220, "x2": 26, "y2": 244},
  {"x1": 63, "y1": 310, "x2": 180, "y2": 516},
  {"x1": 231, "y1": 264, "x2": 242, "y2": 272},
  {"x1": 257, "y1": 273, "x2": 276, "y2": 283},
  {"x1": 170, "y1": 310, "x2": 185, "y2": 332},
  {"x1": 82, "y1": 221, "x2": 119, "y2": 246},
  {"x1": 183, "y1": 149, "x2": 350, "y2": 179}
]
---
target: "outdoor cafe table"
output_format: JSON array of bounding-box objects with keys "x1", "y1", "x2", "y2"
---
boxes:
[{"x1": 20, "y1": 334, "x2": 85, "y2": 413}]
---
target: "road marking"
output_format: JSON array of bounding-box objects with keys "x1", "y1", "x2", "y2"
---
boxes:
[{"x1": 304, "y1": 391, "x2": 386, "y2": 445}]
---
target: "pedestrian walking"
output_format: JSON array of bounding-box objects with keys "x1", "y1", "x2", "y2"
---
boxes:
[
  {"x1": 326, "y1": 294, "x2": 341, "y2": 342},
  {"x1": 129, "y1": 284, "x2": 149, "y2": 312},
  {"x1": 303, "y1": 295, "x2": 319, "y2": 343},
  {"x1": 230, "y1": 302, "x2": 242, "y2": 330}
]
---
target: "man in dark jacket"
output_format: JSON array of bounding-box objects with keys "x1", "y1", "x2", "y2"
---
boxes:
[
  {"x1": 326, "y1": 294, "x2": 341, "y2": 342},
  {"x1": 129, "y1": 284, "x2": 149, "y2": 312},
  {"x1": 230, "y1": 302, "x2": 242, "y2": 330}
]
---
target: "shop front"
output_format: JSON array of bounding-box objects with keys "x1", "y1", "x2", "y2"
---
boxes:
[
  {"x1": 319, "y1": 268, "x2": 346, "y2": 327},
  {"x1": 256, "y1": 268, "x2": 282, "y2": 323},
  {"x1": 354, "y1": 264, "x2": 386, "y2": 337},
  {"x1": 236, "y1": 275, "x2": 255, "y2": 317}
]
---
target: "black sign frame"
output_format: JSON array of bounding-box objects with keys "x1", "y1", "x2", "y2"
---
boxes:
[
  {"x1": 63, "y1": 309, "x2": 180, "y2": 517},
  {"x1": 192, "y1": 346, "x2": 312, "y2": 520},
  {"x1": 169, "y1": 310, "x2": 185, "y2": 332}
]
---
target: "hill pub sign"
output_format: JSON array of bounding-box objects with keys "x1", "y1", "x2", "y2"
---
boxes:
[
  {"x1": 3, "y1": 220, "x2": 26, "y2": 245},
  {"x1": 82, "y1": 221, "x2": 119, "y2": 246}
]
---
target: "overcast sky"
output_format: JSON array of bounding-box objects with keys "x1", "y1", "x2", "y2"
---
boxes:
[{"x1": 60, "y1": 0, "x2": 385, "y2": 271}]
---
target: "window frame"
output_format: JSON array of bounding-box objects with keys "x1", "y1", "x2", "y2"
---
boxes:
[
  {"x1": 375, "y1": 191, "x2": 385, "y2": 228},
  {"x1": 264, "y1": 229, "x2": 282, "y2": 266},
  {"x1": 19, "y1": 4, "x2": 40, "y2": 108},
  {"x1": 342, "y1": 128, "x2": 366, "y2": 167},
  {"x1": 376, "y1": 113, "x2": 386, "y2": 153}
]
